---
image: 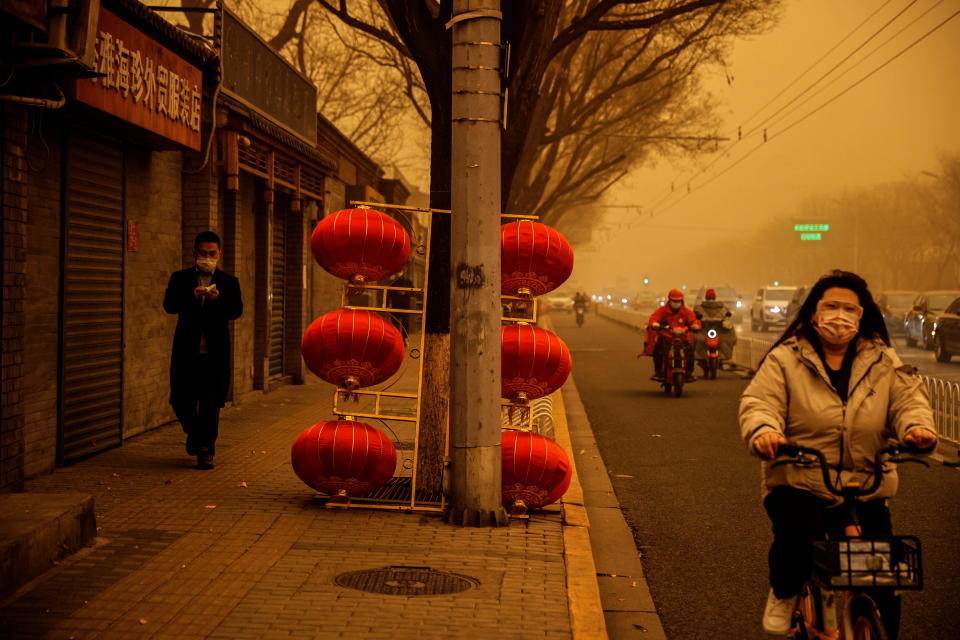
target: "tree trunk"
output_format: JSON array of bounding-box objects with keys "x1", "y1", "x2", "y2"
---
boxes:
[{"x1": 415, "y1": 60, "x2": 453, "y2": 499}]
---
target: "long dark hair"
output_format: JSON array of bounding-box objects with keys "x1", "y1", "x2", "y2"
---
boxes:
[{"x1": 768, "y1": 270, "x2": 890, "y2": 354}]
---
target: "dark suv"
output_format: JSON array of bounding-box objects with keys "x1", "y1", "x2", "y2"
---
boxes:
[
  {"x1": 903, "y1": 290, "x2": 960, "y2": 349},
  {"x1": 877, "y1": 290, "x2": 920, "y2": 337},
  {"x1": 934, "y1": 296, "x2": 960, "y2": 362}
]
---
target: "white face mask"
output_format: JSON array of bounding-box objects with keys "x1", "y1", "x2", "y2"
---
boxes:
[
  {"x1": 669, "y1": 301, "x2": 681, "y2": 311},
  {"x1": 814, "y1": 309, "x2": 859, "y2": 347},
  {"x1": 196, "y1": 257, "x2": 218, "y2": 273}
]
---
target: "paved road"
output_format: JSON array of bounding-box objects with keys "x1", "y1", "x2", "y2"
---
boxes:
[{"x1": 552, "y1": 311, "x2": 960, "y2": 640}]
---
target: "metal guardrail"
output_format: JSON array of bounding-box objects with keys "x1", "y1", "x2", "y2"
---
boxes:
[
  {"x1": 729, "y1": 336, "x2": 775, "y2": 372},
  {"x1": 922, "y1": 376, "x2": 960, "y2": 448}
]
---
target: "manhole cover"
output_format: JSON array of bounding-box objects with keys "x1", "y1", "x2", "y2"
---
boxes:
[{"x1": 334, "y1": 566, "x2": 479, "y2": 596}]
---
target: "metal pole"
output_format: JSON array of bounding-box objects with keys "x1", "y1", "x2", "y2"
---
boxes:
[{"x1": 445, "y1": 0, "x2": 507, "y2": 526}]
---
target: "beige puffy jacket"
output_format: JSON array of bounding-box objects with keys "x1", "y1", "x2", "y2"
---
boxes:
[{"x1": 739, "y1": 335, "x2": 935, "y2": 506}]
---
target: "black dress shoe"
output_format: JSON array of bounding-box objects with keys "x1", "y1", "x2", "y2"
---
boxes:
[{"x1": 196, "y1": 450, "x2": 214, "y2": 469}]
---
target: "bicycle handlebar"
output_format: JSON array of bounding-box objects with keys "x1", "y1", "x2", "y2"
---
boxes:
[{"x1": 772, "y1": 441, "x2": 931, "y2": 497}]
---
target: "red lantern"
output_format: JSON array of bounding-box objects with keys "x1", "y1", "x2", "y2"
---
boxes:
[
  {"x1": 301, "y1": 309, "x2": 404, "y2": 388},
  {"x1": 501, "y1": 431, "x2": 571, "y2": 514},
  {"x1": 311, "y1": 208, "x2": 411, "y2": 285},
  {"x1": 501, "y1": 324, "x2": 572, "y2": 402},
  {"x1": 501, "y1": 221, "x2": 574, "y2": 297},
  {"x1": 291, "y1": 420, "x2": 397, "y2": 497}
]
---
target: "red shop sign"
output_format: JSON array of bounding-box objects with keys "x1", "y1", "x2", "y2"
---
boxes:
[{"x1": 71, "y1": 7, "x2": 202, "y2": 150}]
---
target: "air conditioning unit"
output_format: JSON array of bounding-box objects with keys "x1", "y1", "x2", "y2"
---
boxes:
[{"x1": 48, "y1": 0, "x2": 100, "y2": 71}]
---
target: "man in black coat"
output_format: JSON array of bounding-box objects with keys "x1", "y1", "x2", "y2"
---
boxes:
[{"x1": 163, "y1": 231, "x2": 243, "y2": 469}]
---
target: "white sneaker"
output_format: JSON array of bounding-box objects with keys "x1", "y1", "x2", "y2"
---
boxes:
[{"x1": 762, "y1": 588, "x2": 797, "y2": 635}]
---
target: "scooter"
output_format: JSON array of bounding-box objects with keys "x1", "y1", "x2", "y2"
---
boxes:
[
  {"x1": 657, "y1": 326, "x2": 694, "y2": 398},
  {"x1": 704, "y1": 328, "x2": 721, "y2": 379}
]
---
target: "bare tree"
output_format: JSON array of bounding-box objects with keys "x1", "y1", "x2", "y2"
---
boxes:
[
  {"x1": 277, "y1": 0, "x2": 783, "y2": 493},
  {"x1": 172, "y1": 1, "x2": 425, "y2": 173}
]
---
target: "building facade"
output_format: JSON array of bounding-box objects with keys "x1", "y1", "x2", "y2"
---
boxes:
[{"x1": 1, "y1": 0, "x2": 409, "y2": 489}]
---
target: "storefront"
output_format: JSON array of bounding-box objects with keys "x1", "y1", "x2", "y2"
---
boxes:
[{"x1": 12, "y1": 0, "x2": 217, "y2": 472}]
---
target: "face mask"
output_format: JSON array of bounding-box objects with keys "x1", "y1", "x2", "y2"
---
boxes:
[
  {"x1": 669, "y1": 301, "x2": 681, "y2": 311},
  {"x1": 196, "y1": 257, "x2": 218, "y2": 273},
  {"x1": 814, "y1": 310, "x2": 859, "y2": 347}
]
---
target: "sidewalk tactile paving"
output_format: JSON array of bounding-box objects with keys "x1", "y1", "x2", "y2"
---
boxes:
[{"x1": 1, "y1": 381, "x2": 573, "y2": 639}]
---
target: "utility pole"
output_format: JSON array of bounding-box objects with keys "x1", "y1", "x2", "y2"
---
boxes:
[{"x1": 445, "y1": 0, "x2": 507, "y2": 526}]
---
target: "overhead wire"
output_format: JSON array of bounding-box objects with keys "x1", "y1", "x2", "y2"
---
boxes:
[
  {"x1": 642, "y1": 0, "x2": 909, "y2": 214},
  {"x1": 644, "y1": 0, "x2": 929, "y2": 216},
  {"x1": 650, "y1": 6, "x2": 960, "y2": 218},
  {"x1": 751, "y1": 0, "x2": 947, "y2": 137},
  {"x1": 740, "y1": 0, "x2": 920, "y2": 139},
  {"x1": 738, "y1": 0, "x2": 899, "y2": 129}
]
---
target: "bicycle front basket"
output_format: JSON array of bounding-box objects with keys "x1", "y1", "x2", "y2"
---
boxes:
[{"x1": 813, "y1": 535, "x2": 922, "y2": 590}]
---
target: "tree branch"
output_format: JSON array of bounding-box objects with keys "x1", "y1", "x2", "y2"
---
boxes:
[
  {"x1": 549, "y1": 0, "x2": 725, "y2": 60},
  {"x1": 269, "y1": 0, "x2": 314, "y2": 50},
  {"x1": 317, "y1": 0, "x2": 413, "y2": 58}
]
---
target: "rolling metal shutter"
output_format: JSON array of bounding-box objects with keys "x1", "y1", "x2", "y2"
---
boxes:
[
  {"x1": 269, "y1": 208, "x2": 285, "y2": 379},
  {"x1": 59, "y1": 132, "x2": 124, "y2": 463}
]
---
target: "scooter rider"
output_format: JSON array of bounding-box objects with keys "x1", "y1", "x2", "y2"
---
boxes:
[
  {"x1": 694, "y1": 289, "x2": 736, "y2": 374},
  {"x1": 572, "y1": 291, "x2": 588, "y2": 325},
  {"x1": 642, "y1": 288, "x2": 701, "y2": 381}
]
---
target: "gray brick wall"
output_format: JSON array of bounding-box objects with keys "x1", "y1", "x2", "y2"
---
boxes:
[
  {"x1": 230, "y1": 174, "x2": 258, "y2": 400},
  {"x1": 124, "y1": 148, "x2": 181, "y2": 438},
  {"x1": 1, "y1": 105, "x2": 28, "y2": 490},
  {"x1": 22, "y1": 117, "x2": 61, "y2": 477},
  {"x1": 309, "y1": 180, "x2": 348, "y2": 323},
  {"x1": 181, "y1": 162, "x2": 220, "y2": 269}
]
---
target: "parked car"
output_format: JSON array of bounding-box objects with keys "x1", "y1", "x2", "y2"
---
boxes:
[
  {"x1": 933, "y1": 296, "x2": 960, "y2": 362},
  {"x1": 750, "y1": 285, "x2": 797, "y2": 332},
  {"x1": 692, "y1": 286, "x2": 744, "y2": 324},
  {"x1": 877, "y1": 290, "x2": 920, "y2": 337},
  {"x1": 904, "y1": 290, "x2": 960, "y2": 349}
]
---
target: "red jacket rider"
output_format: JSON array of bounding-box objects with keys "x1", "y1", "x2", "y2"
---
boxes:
[{"x1": 643, "y1": 288, "x2": 701, "y2": 355}]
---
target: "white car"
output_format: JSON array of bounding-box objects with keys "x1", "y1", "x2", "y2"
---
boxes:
[
  {"x1": 750, "y1": 286, "x2": 797, "y2": 332},
  {"x1": 542, "y1": 293, "x2": 574, "y2": 312}
]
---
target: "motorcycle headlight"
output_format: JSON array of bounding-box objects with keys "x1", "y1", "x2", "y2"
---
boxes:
[
  {"x1": 736, "y1": 300, "x2": 742, "y2": 308},
  {"x1": 707, "y1": 329, "x2": 718, "y2": 339},
  {"x1": 770, "y1": 305, "x2": 781, "y2": 314}
]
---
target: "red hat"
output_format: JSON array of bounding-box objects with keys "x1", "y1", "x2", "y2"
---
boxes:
[
  {"x1": 705, "y1": 289, "x2": 717, "y2": 300},
  {"x1": 667, "y1": 288, "x2": 684, "y2": 302}
]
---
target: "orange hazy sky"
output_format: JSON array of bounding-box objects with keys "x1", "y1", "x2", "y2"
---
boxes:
[{"x1": 573, "y1": 0, "x2": 960, "y2": 292}]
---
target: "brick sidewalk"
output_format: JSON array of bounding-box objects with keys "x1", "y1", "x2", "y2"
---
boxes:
[{"x1": 0, "y1": 381, "x2": 573, "y2": 640}]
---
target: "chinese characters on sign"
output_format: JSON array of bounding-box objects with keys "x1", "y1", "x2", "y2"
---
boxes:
[
  {"x1": 793, "y1": 223, "x2": 829, "y2": 242},
  {"x1": 72, "y1": 8, "x2": 203, "y2": 150}
]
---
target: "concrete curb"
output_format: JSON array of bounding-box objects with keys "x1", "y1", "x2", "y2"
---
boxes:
[
  {"x1": 560, "y1": 374, "x2": 668, "y2": 639},
  {"x1": 0, "y1": 492, "x2": 96, "y2": 601},
  {"x1": 544, "y1": 312, "x2": 667, "y2": 640},
  {"x1": 552, "y1": 386, "x2": 608, "y2": 639}
]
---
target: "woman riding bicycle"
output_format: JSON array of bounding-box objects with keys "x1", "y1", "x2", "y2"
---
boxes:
[{"x1": 738, "y1": 270, "x2": 937, "y2": 638}]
